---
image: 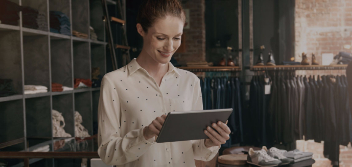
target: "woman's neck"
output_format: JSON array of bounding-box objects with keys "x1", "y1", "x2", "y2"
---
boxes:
[{"x1": 136, "y1": 51, "x2": 169, "y2": 78}]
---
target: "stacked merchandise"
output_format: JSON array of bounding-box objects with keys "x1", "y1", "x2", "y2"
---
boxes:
[
  {"x1": 24, "y1": 85, "x2": 48, "y2": 94},
  {"x1": 50, "y1": 11, "x2": 71, "y2": 36},
  {"x1": 36, "y1": 13, "x2": 47, "y2": 31},
  {"x1": 74, "y1": 78, "x2": 92, "y2": 89},
  {"x1": 72, "y1": 30, "x2": 88, "y2": 39},
  {"x1": 52, "y1": 83, "x2": 63, "y2": 92},
  {"x1": 331, "y1": 51, "x2": 352, "y2": 65},
  {"x1": 92, "y1": 67, "x2": 103, "y2": 88},
  {"x1": 90, "y1": 26, "x2": 98, "y2": 40},
  {"x1": 249, "y1": 74, "x2": 351, "y2": 166},
  {"x1": 0, "y1": 79, "x2": 16, "y2": 97},
  {"x1": 200, "y1": 76, "x2": 243, "y2": 147},
  {"x1": 22, "y1": 7, "x2": 48, "y2": 31},
  {"x1": 0, "y1": 0, "x2": 21, "y2": 25},
  {"x1": 75, "y1": 111, "x2": 90, "y2": 137}
]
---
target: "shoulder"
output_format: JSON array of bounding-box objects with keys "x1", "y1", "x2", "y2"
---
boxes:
[
  {"x1": 102, "y1": 66, "x2": 128, "y2": 83},
  {"x1": 175, "y1": 68, "x2": 200, "y2": 83}
]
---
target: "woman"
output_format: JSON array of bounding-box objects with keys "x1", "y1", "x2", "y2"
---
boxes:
[{"x1": 98, "y1": 0, "x2": 231, "y2": 166}]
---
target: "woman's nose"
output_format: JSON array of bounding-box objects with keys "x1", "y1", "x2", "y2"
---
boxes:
[{"x1": 164, "y1": 39, "x2": 173, "y2": 51}]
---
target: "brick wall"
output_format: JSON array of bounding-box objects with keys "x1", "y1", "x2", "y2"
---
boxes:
[
  {"x1": 295, "y1": 0, "x2": 351, "y2": 75},
  {"x1": 174, "y1": 0, "x2": 206, "y2": 65}
]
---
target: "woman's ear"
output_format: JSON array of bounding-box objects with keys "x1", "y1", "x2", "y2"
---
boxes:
[{"x1": 136, "y1": 23, "x2": 145, "y2": 37}]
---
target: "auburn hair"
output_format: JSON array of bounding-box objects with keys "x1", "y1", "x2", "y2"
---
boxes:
[{"x1": 137, "y1": 0, "x2": 186, "y2": 32}]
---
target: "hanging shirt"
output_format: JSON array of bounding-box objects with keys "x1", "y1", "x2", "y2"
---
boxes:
[{"x1": 98, "y1": 58, "x2": 220, "y2": 167}]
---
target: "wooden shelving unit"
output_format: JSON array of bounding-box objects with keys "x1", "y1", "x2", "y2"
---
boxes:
[
  {"x1": 179, "y1": 66, "x2": 242, "y2": 72},
  {"x1": 251, "y1": 65, "x2": 348, "y2": 71},
  {"x1": 0, "y1": 0, "x2": 118, "y2": 166}
]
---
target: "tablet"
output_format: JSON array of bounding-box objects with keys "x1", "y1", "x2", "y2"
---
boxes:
[{"x1": 156, "y1": 108, "x2": 233, "y2": 143}]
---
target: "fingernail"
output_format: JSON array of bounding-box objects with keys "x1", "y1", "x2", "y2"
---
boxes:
[
  {"x1": 212, "y1": 123, "x2": 216, "y2": 127},
  {"x1": 204, "y1": 130, "x2": 208, "y2": 133},
  {"x1": 218, "y1": 122, "x2": 221, "y2": 125},
  {"x1": 207, "y1": 126, "x2": 211, "y2": 130}
]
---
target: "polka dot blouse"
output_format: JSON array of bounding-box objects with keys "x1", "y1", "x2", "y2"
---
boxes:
[{"x1": 98, "y1": 58, "x2": 219, "y2": 167}]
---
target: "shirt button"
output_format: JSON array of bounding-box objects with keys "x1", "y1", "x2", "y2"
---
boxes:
[{"x1": 166, "y1": 148, "x2": 169, "y2": 152}]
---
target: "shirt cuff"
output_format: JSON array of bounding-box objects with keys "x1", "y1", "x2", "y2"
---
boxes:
[
  {"x1": 202, "y1": 139, "x2": 220, "y2": 153},
  {"x1": 139, "y1": 127, "x2": 156, "y2": 145}
]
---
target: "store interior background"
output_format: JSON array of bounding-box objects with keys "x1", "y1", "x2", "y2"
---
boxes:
[{"x1": 127, "y1": 0, "x2": 352, "y2": 166}]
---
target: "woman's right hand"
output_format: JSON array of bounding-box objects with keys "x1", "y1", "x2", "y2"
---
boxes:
[{"x1": 143, "y1": 114, "x2": 167, "y2": 140}]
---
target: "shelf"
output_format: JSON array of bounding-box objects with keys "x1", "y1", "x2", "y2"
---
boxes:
[
  {"x1": 91, "y1": 88, "x2": 100, "y2": 91},
  {"x1": 0, "y1": 138, "x2": 25, "y2": 149},
  {"x1": 179, "y1": 66, "x2": 242, "y2": 72},
  {"x1": 72, "y1": 36, "x2": 90, "y2": 42},
  {"x1": 111, "y1": 17, "x2": 125, "y2": 25},
  {"x1": 50, "y1": 32, "x2": 71, "y2": 40},
  {"x1": 106, "y1": 0, "x2": 116, "y2": 5},
  {"x1": 116, "y1": 44, "x2": 130, "y2": 50},
  {"x1": 0, "y1": 95, "x2": 23, "y2": 102},
  {"x1": 74, "y1": 88, "x2": 91, "y2": 93},
  {"x1": 22, "y1": 28, "x2": 48, "y2": 36},
  {"x1": 52, "y1": 90, "x2": 73, "y2": 96},
  {"x1": 0, "y1": 23, "x2": 20, "y2": 31},
  {"x1": 90, "y1": 40, "x2": 107, "y2": 45},
  {"x1": 24, "y1": 92, "x2": 51, "y2": 99},
  {"x1": 250, "y1": 65, "x2": 348, "y2": 71},
  {"x1": 0, "y1": 152, "x2": 99, "y2": 158}
]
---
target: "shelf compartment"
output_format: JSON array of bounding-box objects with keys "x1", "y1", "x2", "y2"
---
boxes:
[
  {"x1": 74, "y1": 92, "x2": 92, "y2": 136},
  {"x1": 25, "y1": 96, "x2": 52, "y2": 139},
  {"x1": 22, "y1": 0, "x2": 48, "y2": 31},
  {"x1": 52, "y1": 94, "x2": 74, "y2": 138},
  {"x1": 51, "y1": 39, "x2": 73, "y2": 88},
  {"x1": 250, "y1": 65, "x2": 348, "y2": 71},
  {"x1": 23, "y1": 35, "x2": 50, "y2": 91},
  {"x1": 22, "y1": 28, "x2": 49, "y2": 36},
  {"x1": 24, "y1": 92, "x2": 51, "y2": 99},
  {"x1": 0, "y1": 95, "x2": 23, "y2": 103},
  {"x1": 91, "y1": 44, "x2": 106, "y2": 76},
  {"x1": 72, "y1": 0, "x2": 89, "y2": 36},
  {"x1": 73, "y1": 42, "x2": 90, "y2": 80},
  {"x1": 0, "y1": 100, "x2": 25, "y2": 151},
  {"x1": 90, "y1": 0, "x2": 105, "y2": 42},
  {"x1": 0, "y1": 31, "x2": 22, "y2": 97}
]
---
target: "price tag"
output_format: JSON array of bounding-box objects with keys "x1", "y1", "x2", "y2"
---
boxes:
[{"x1": 265, "y1": 85, "x2": 271, "y2": 95}]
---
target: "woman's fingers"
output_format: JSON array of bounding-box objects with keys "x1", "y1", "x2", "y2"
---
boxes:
[
  {"x1": 204, "y1": 129, "x2": 221, "y2": 146},
  {"x1": 152, "y1": 119, "x2": 163, "y2": 130},
  {"x1": 148, "y1": 124, "x2": 160, "y2": 135},
  {"x1": 206, "y1": 126, "x2": 226, "y2": 144},
  {"x1": 212, "y1": 123, "x2": 230, "y2": 141},
  {"x1": 217, "y1": 121, "x2": 231, "y2": 134},
  {"x1": 156, "y1": 116, "x2": 165, "y2": 125}
]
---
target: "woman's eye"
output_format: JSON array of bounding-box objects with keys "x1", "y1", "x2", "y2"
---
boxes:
[
  {"x1": 157, "y1": 37, "x2": 165, "y2": 40},
  {"x1": 174, "y1": 38, "x2": 181, "y2": 40}
]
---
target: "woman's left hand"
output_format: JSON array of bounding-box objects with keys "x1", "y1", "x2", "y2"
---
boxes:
[{"x1": 204, "y1": 121, "x2": 231, "y2": 148}]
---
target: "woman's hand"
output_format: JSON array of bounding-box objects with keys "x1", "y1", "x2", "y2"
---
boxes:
[
  {"x1": 143, "y1": 114, "x2": 167, "y2": 140},
  {"x1": 204, "y1": 121, "x2": 231, "y2": 148}
]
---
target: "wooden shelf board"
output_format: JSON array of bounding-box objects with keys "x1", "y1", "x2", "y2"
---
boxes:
[
  {"x1": 111, "y1": 17, "x2": 125, "y2": 24},
  {"x1": 251, "y1": 65, "x2": 348, "y2": 71},
  {"x1": 179, "y1": 66, "x2": 241, "y2": 72},
  {"x1": 22, "y1": 28, "x2": 49, "y2": 36},
  {"x1": 50, "y1": 32, "x2": 71, "y2": 40},
  {"x1": 0, "y1": 138, "x2": 25, "y2": 149},
  {"x1": 115, "y1": 44, "x2": 130, "y2": 50},
  {"x1": 0, "y1": 23, "x2": 20, "y2": 31},
  {"x1": 0, "y1": 95, "x2": 23, "y2": 102},
  {"x1": 0, "y1": 152, "x2": 99, "y2": 158},
  {"x1": 90, "y1": 40, "x2": 107, "y2": 45},
  {"x1": 24, "y1": 92, "x2": 51, "y2": 99},
  {"x1": 72, "y1": 36, "x2": 89, "y2": 42},
  {"x1": 74, "y1": 88, "x2": 91, "y2": 93},
  {"x1": 52, "y1": 90, "x2": 73, "y2": 96}
]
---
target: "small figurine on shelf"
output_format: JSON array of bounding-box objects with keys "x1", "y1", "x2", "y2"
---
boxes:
[
  {"x1": 312, "y1": 54, "x2": 319, "y2": 65},
  {"x1": 227, "y1": 55, "x2": 235, "y2": 66},
  {"x1": 267, "y1": 51, "x2": 276, "y2": 66},
  {"x1": 219, "y1": 54, "x2": 227, "y2": 66},
  {"x1": 256, "y1": 45, "x2": 265, "y2": 66},
  {"x1": 301, "y1": 52, "x2": 310, "y2": 65}
]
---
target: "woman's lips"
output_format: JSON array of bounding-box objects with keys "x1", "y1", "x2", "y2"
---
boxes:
[{"x1": 158, "y1": 51, "x2": 173, "y2": 57}]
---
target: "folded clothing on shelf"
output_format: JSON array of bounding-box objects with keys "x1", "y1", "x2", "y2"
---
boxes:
[
  {"x1": 90, "y1": 26, "x2": 98, "y2": 40},
  {"x1": 63, "y1": 86, "x2": 73, "y2": 91},
  {"x1": 72, "y1": 30, "x2": 88, "y2": 39},
  {"x1": 283, "y1": 149, "x2": 313, "y2": 160},
  {"x1": 32, "y1": 145, "x2": 50, "y2": 152},
  {"x1": 0, "y1": 79, "x2": 16, "y2": 97},
  {"x1": 50, "y1": 11, "x2": 71, "y2": 36},
  {"x1": 24, "y1": 85, "x2": 48, "y2": 94},
  {"x1": 331, "y1": 51, "x2": 352, "y2": 65},
  {"x1": 74, "y1": 78, "x2": 92, "y2": 88},
  {"x1": 52, "y1": 83, "x2": 63, "y2": 92},
  {"x1": 0, "y1": 0, "x2": 21, "y2": 25}
]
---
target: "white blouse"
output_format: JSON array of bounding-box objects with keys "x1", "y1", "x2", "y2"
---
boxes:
[{"x1": 98, "y1": 58, "x2": 220, "y2": 167}]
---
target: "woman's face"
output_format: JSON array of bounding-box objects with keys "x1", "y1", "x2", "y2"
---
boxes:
[{"x1": 138, "y1": 15, "x2": 184, "y2": 64}]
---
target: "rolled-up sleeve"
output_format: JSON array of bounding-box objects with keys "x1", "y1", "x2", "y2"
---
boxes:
[
  {"x1": 98, "y1": 76, "x2": 155, "y2": 165},
  {"x1": 191, "y1": 78, "x2": 220, "y2": 161}
]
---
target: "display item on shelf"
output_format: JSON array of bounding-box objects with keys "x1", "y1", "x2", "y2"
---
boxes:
[
  {"x1": 52, "y1": 110, "x2": 72, "y2": 137},
  {"x1": 0, "y1": 0, "x2": 21, "y2": 25},
  {"x1": 50, "y1": 11, "x2": 71, "y2": 36},
  {"x1": 282, "y1": 149, "x2": 313, "y2": 161},
  {"x1": 262, "y1": 146, "x2": 293, "y2": 165},
  {"x1": 52, "y1": 83, "x2": 63, "y2": 92},
  {"x1": 312, "y1": 54, "x2": 319, "y2": 65},
  {"x1": 74, "y1": 78, "x2": 92, "y2": 88},
  {"x1": 301, "y1": 52, "x2": 309, "y2": 65},
  {"x1": 75, "y1": 111, "x2": 90, "y2": 137},
  {"x1": 266, "y1": 51, "x2": 276, "y2": 66},
  {"x1": 72, "y1": 30, "x2": 88, "y2": 39},
  {"x1": 247, "y1": 148, "x2": 281, "y2": 167},
  {"x1": 24, "y1": 89, "x2": 48, "y2": 94},
  {"x1": 90, "y1": 26, "x2": 98, "y2": 40},
  {"x1": 331, "y1": 51, "x2": 352, "y2": 65},
  {"x1": 32, "y1": 145, "x2": 50, "y2": 152},
  {"x1": 92, "y1": 67, "x2": 102, "y2": 88},
  {"x1": 24, "y1": 85, "x2": 48, "y2": 94},
  {"x1": 0, "y1": 79, "x2": 16, "y2": 97},
  {"x1": 63, "y1": 86, "x2": 73, "y2": 91}
]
